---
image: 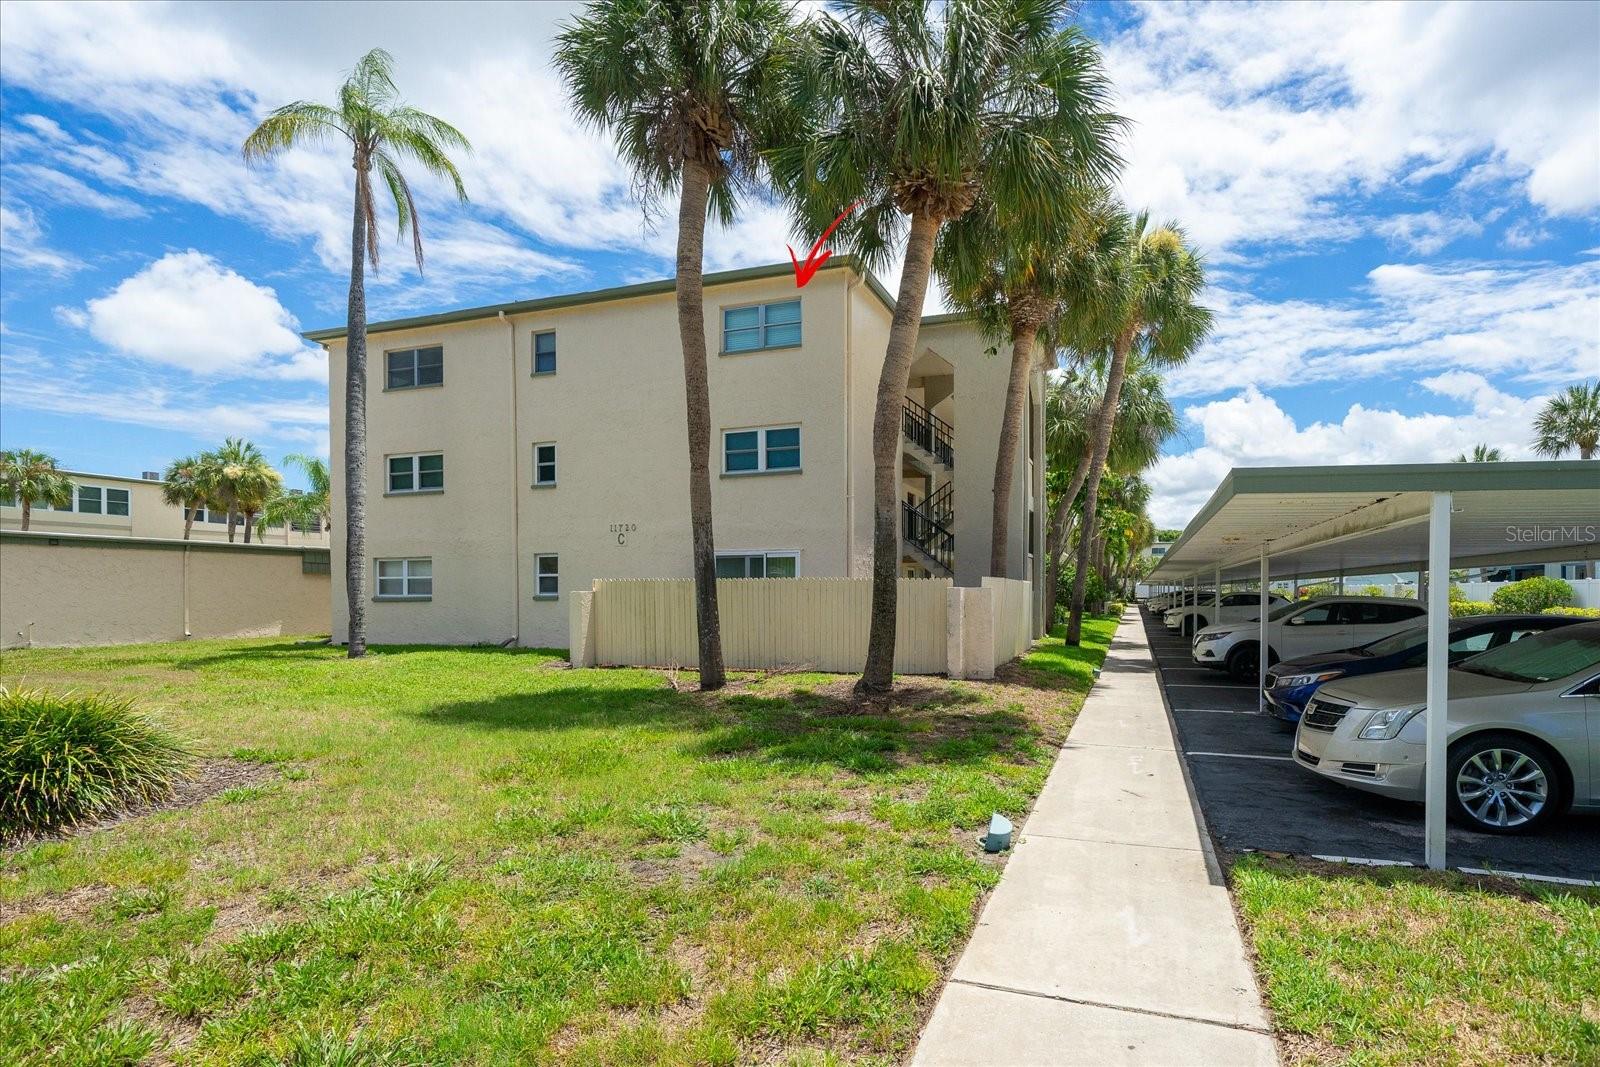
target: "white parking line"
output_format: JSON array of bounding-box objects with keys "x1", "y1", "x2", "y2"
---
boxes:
[
  {"x1": 1174, "y1": 708, "x2": 1262, "y2": 716},
  {"x1": 1185, "y1": 751, "x2": 1294, "y2": 761},
  {"x1": 1165, "y1": 683, "x2": 1254, "y2": 690}
]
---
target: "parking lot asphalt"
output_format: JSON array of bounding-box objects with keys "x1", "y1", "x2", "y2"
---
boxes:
[{"x1": 1141, "y1": 609, "x2": 1600, "y2": 882}]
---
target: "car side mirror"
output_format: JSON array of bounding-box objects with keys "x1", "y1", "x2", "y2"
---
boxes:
[{"x1": 1288, "y1": 616, "x2": 1305, "y2": 625}]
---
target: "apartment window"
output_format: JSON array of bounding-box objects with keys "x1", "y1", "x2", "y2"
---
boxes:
[
  {"x1": 386, "y1": 345, "x2": 444, "y2": 390},
  {"x1": 388, "y1": 453, "x2": 444, "y2": 494},
  {"x1": 375, "y1": 557, "x2": 432, "y2": 599},
  {"x1": 533, "y1": 443, "x2": 557, "y2": 486},
  {"x1": 533, "y1": 331, "x2": 557, "y2": 375},
  {"x1": 534, "y1": 554, "x2": 559, "y2": 598},
  {"x1": 76, "y1": 486, "x2": 102, "y2": 513},
  {"x1": 716, "y1": 551, "x2": 798, "y2": 578},
  {"x1": 723, "y1": 426, "x2": 800, "y2": 474},
  {"x1": 722, "y1": 299, "x2": 800, "y2": 353}
]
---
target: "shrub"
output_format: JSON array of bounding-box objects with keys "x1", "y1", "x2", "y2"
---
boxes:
[
  {"x1": 1449, "y1": 600, "x2": 1497, "y2": 617},
  {"x1": 1, "y1": 686, "x2": 192, "y2": 838},
  {"x1": 1447, "y1": 583, "x2": 1467, "y2": 602},
  {"x1": 1490, "y1": 576, "x2": 1574, "y2": 614},
  {"x1": 1360, "y1": 584, "x2": 1387, "y2": 597},
  {"x1": 1543, "y1": 605, "x2": 1600, "y2": 618},
  {"x1": 1056, "y1": 564, "x2": 1105, "y2": 619},
  {"x1": 1297, "y1": 583, "x2": 1336, "y2": 599}
]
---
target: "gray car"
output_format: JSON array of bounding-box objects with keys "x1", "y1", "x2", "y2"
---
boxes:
[{"x1": 1293, "y1": 621, "x2": 1600, "y2": 834}]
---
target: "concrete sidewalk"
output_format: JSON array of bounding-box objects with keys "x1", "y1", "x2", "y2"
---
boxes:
[{"x1": 912, "y1": 608, "x2": 1278, "y2": 1066}]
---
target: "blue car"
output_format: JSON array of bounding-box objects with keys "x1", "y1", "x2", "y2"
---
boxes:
[{"x1": 1261, "y1": 613, "x2": 1584, "y2": 726}]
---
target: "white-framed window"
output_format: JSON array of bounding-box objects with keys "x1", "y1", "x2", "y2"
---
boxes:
[
  {"x1": 533, "y1": 331, "x2": 557, "y2": 375},
  {"x1": 185, "y1": 506, "x2": 235, "y2": 525},
  {"x1": 388, "y1": 453, "x2": 444, "y2": 494},
  {"x1": 375, "y1": 557, "x2": 432, "y2": 599},
  {"x1": 722, "y1": 299, "x2": 800, "y2": 353},
  {"x1": 385, "y1": 345, "x2": 444, "y2": 390},
  {"x1": 532, "y1": 443, "x2": 557, "y2": 486},
  {"x1": 30, "y1": 484, "x2": 132, "y2": 516},
  {"x1": 534, "y1": 554, "x2": 559, "y2": 598},
  {"x1": 716, "y1": 551, "x2": 799, "y2": 578},
  {"x1": 723, "y1": 426, "x2": 800, "y2": 474}
]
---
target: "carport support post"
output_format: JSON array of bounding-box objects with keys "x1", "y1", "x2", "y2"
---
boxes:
[
  {"x1": 1258, "y1": 546, "x2": 1269, "y2": 714},
  {"x1": 1213, "y1": 565, "x2": 1221, "y2": 614},
  {"x1": 1425, "y1": 492, "x2": 1452, "y2": 870}
]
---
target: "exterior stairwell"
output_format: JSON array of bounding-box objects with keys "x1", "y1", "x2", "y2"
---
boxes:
[
  {"x1": 902, "y1": 398, "x2": 953, "y2": 473},
  {"x1": 903, "y1": 482, "x2": 954, "y2": 577}
]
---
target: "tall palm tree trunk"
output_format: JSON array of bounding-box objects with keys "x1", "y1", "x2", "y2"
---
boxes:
[
  {"x1": 227, "y1": 514, "x2": 238, "y2": 543},
  {"x1": 1043, "y1": 450, "x2": 1092, "y2": 628},
  {"x1": 989, "y1": 316, "x2": 1039, "y2": 578},
  {"x1": 1065, "y1": 333, "x2": 1133, "y2": 644},
  {"x1": 858, "y1": 212, "x2": 941, "y2": 695},
  {"x1": 243, "y1": 511, "x2": 255, "y2": 544},
  {"x1": 675, "y1": 158, "x2": 725, "y2": 690},
  {"x1": 182, "y1": 508, "x2": 195, "y2": 540},
  {"x1": 20, "y1": 501, "x2": 31, "y2": 532},
  {"x1": 345, "y1": 164, "x2": 371, "y2": 658}
]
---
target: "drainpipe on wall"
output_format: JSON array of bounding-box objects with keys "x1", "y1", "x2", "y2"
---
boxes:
[
  {"x1": 182, "y1": 543, "x2": 192, "y2": 638},
  {"x1": 844, "y1": 274, "x2": 859, "y2": 576},
  {"x1": 502, "y1": 309, "x2": 521, "y2": 645}
]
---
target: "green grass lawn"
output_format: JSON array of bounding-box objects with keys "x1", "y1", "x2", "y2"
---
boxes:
[
  {"x1": 1232, "y1": 854, "x2": 1600, "y2": 1066},
  {"x1": 1, "y1": 614, "x2": 1118, "y2": 1066}
]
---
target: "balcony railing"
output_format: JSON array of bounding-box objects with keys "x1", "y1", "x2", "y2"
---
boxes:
[
  {"x1": 903, "y1": 399, "x2": 954, "y2": 467},
  {"x1": 903, "y1": 484, "x2": 954, "y2": 573}
]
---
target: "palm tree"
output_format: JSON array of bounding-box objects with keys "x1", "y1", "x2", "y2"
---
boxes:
[
  {"x1": 936, "y1": 190, "x2": 1114, "y2": 578},
  {"x1": 244, "y1": 49, "x2": 470, "y2": 657},
  {"x1": 0, "y1": 449, "x2": 74, "y2": 530},
  {"x1": 258, "y1": 454, "x2": 332, "y2": 542},
  {"x1": 556, "y1": 0, "x2": 797, "y2": 691},
  {"x1": 772, "y1": 0, "x2": 1123, "y2": 693},
  {"x1": 1043, "y1": 357, "x2": 1177, "y2": 625},
  {"x1": 1532, "y1": 381, "x2": 1600, "y2": 459},
  {"x1": 1064, "y1": 212, "x2": 1211, "y2": 645},
  {"x1": 161, "y1": 454, "x2": 213, "y2": 540},
  {"x1": 205, "y1": 438, "x2": 282, "y2": 544},
  {"x1": 1452, "y1": 443, "x2": 1504, "y2": 462}
]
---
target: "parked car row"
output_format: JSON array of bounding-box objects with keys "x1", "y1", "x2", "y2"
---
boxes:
[
  {"x1": 1146, "y1": 593, "x2": 1600, "y2": 835},
  {"x1": 1163, "y1": 591, "x2": 1288, "y2": 636}
]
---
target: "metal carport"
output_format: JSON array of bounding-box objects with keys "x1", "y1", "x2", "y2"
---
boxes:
[{"x1": 1148, "y1": 460, "x2": 1600, "y2": 869}]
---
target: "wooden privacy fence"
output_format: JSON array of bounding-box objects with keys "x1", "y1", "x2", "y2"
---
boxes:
[{"x1": 570, "y1": 576, "x2": 1036, "y2": 678}]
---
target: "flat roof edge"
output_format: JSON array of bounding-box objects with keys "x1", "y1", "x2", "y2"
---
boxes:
[
  {"x1": 0, "y1": 530, "x2": 325, "y2": 555},
  {"x1": 304, "y1": 256, "x2": 918, "y2": 343}
]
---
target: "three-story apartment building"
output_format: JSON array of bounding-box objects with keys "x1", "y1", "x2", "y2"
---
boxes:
[{"x1": 306, "y1": 259, "x2": 1047, "y2": 649}]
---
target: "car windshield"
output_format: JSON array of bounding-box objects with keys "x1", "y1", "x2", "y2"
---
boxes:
[
  {"x1": 1359, "y1": 625, "x2": 1429, "y2": 658},
  {"x1": 1455, "y1": 624, "x2": 1600, "y2": 683}
]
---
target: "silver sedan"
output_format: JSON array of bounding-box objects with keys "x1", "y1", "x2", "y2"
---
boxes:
[{"x1": 1293, "y1": 621, "x2": 1600, "y2": 834}]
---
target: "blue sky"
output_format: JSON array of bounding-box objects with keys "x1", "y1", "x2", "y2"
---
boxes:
[{"x1": 1, "y1": 0, "x2": 1596, "y2": 526}]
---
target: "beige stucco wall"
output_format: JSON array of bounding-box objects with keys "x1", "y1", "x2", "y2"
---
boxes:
[
  {"x1": 322, "y1": 262, "x2": 1043, "y2": 650},
  {"x1": 1, "y1": 471, "x2": 329, "y2": 547},
  {"x1": 0, "y1": 533, "x2": 330, "y2": 649}
]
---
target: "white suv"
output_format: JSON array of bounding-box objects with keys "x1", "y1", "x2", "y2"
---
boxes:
[
  {"x1": 1191, "y1": 597, "x2": 1427, "y2": 680},
  {"x1": 1164, "y1": 591, "x2": 1288, "y2": 636}
]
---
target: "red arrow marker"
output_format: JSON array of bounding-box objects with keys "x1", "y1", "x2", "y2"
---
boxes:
[{"x1": 788, "y1": 201, "x2": 861, "y2": 288}]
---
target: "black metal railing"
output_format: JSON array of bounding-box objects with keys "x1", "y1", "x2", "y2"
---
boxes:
[
  {"x1": 903, "y1": 494, "x2": 955, "y2": 573},
  {"x1": 903, "y1": 399, "x2": 954, "y2": 467}
]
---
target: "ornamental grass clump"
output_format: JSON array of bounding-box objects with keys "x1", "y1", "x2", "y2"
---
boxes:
[{"x1": 1, "y1": 685, "x2": 192, "y2": 838}]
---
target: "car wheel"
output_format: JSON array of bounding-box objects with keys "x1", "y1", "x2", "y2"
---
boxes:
[
  {"x1": 1224, "y1": 643, "x2": 1258, "y2": 680},
  {"x1": 1446, "y1": 732, "x2": 1564, "y2": 835}
]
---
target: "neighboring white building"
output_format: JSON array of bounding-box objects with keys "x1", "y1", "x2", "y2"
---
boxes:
[
  {"x1": 306, "y1": 259, "x2": 1048, "y2": 649},
  {"x1": 0, "y1": 469, "x2": 329, "y2": 547}
]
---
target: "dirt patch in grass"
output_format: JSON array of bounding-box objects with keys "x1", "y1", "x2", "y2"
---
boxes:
[{"x1": 4, "y1": 758, "x2": 278, "y2": 853}]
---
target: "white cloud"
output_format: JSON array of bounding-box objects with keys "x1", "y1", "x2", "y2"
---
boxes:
[
  {"x1": 1147, "y1": 377, "x2": 1549, "y2": 528},
  {"x1": 1374, "y1": 211, "x2": 1482, "y2": 256},
  {"x1": 1167, "y1": 257, "x2": 1600, "y2": 398},
  {"x1": 1501, "y1": 220, "x2": 1552, "y2": 250},
  {"x1": 75, "y1": 250, "x2": 326, "y2": 380},
  {"x1": 1104, "y1": 0, "x2": 1600, "y2": 256},
  {"x1": 0, "y1": 201, "x2": 79, "y2": 274}
]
